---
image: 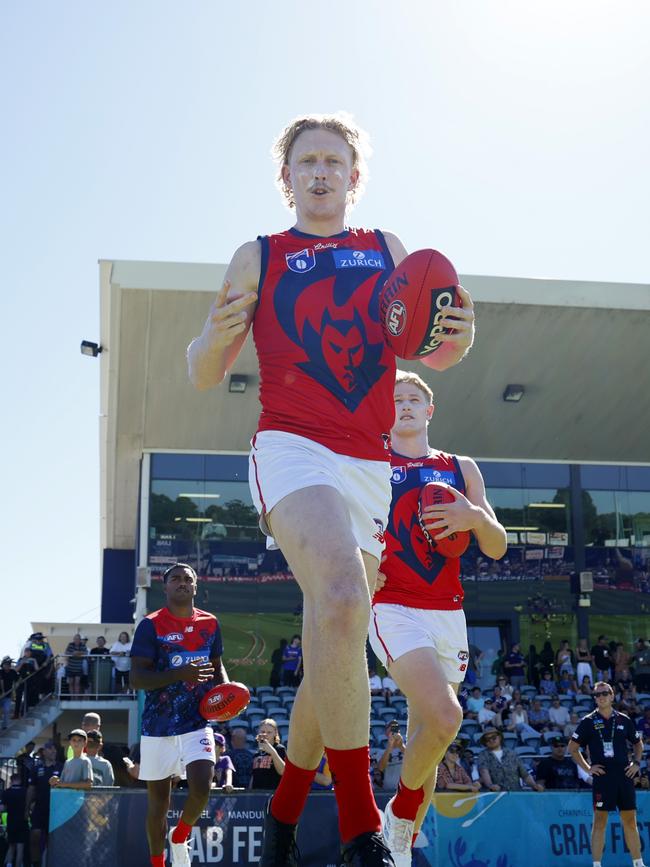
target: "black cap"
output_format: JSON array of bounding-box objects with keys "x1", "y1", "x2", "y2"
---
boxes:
[{"x1": 550, "y1": 736, "x2": 567, "y2": 746}]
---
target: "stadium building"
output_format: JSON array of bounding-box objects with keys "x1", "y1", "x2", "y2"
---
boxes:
[{"x1": 98, "y1": 259, "x2": 650, "y2": 687}]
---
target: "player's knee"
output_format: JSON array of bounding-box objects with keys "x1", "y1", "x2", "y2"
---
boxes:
[
  {"x1": 417, "y1": 694, "x2": 462, "y2": 743},
  {"x1": 315, "y1": 579, "x2": 370, "y2": 635}
]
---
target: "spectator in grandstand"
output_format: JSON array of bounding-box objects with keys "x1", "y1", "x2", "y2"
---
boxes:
[
  {"x1": 496, "y1": 675, "x2": 513, "y2": 698},
  {"x1": 617, "y1": 667, "x2": 636, "y2": 695},
  {"x1": 381, "y1": 672, "x2": 401, "y2": 703},
  {"x1": 22, "y1": 632, "x2": 54, "y2": 699},
  {"x1": 0, "y1": 772, "x2": 30, "y2": 867},
  {"x1": 477, "y1": 729, "x2": 543, "y2": 791},
  {"x1": 311, "y1": 752, "x2": 333, "y2": 790},
  {"x1": 580, "y1": 674, "x2": 595, "y2": 695},
  {"x1": 14, "y1": 647, "x2": 39, "y2": 716},
  {"x1": 464, "y1": 686, "x2": 485, "y2": 720},
  {"x1": 539, "y1": 670, "x2": 559, "y2": 697},
  {"x1": 528, "y1": 699, "x2": 552, "y2": 733},
  {"x1": 228, "y1": 726, "x2": 254, "y2": 789},
  {"x1": 436, "y1": 743, "x2": 480, "y2": 793},
  {"x1": 506, "y1": 702, "x2": 540, "y2": 740},
  {"x1": 491, "y1": 685, "x2": 510, "y2": 715},
  {"x1": 377, "y1": 722, "x2": 405, "y2": 791},
  {"x1": 369, "y1": 667, "x2": 384, "y2": 699},
  {"x1": 535, "y1": 736, "x2": 579, "y2": 790},
  {"x1": 478, "y1": 699, "x2": 502, "y2": 730},
  {"x1": 503, "y1": 642, "x2": 526, "y2": 688},
  {"x1": 490, "y1": 648, "x2": 505, "y2": 684},
  {"x1": 635, "y1": 708, "x2": 650, "y2": 739},
  {"x1": 250, "y1": 718, "x2": 286, "y2": 790},
  {"x1": 15, "y1": 741, "x2": 37, "y2": 784},
  {"x1": 64, "y1": 634, "x2": 88, "y2": 696},
  {"x1": 557, "y1": 670, "x2": 578, "y2": 698},
  {"x1": 576, "y1": 638, "x2": 594, "y2": 686},
  {"x1": 614, "y1": 642, "x2": 632, "y2": 680},
  {"x1": 539, "y1": 640, "x2": 555, "y2": 675},
  {"x1": 110, "y1": 631, "x2": 132, "y2": 693},
  {"x1": 555, "y1": 640, "x2": 575, "y2": 677},
  {"x1": 466, "y1": 644, "x2": 483, "y2": 686},
  {"x1": 526, "y1": 644, "x2": 542, "y2": 689},
  {"x1": 85, "y1": 730, "x2": 115, "y2": 786},
  {"x1": 26, "y1": 740, "x2": 62, "y2": 867},
  {"x1": 564, "y1": 711, "x2": 580, "y2": 740},
  {"x1": 213, "y1": 733, "x2": 235, "y2": 792},
  {"x1": 1, "y1": 655, "x2": 18, "y2": 729},
  {"x1": 549, "y1": 697, "x2": 571, "y2": 731},
  {"x1": 90, "y1": 636, "x2": 110, "y2": 656},
  {"x1": 591, "y1": 635, "x2": 612, "y2": 682},
  {"x1": 459, "y1": 746, "x2": 478, "y2": 781},
  {"x1": 269, "y1": 638, "x2": 287, "y2": 688},
  {"x1": 50, "y1": 730, "x2": 93, "y2": 790},
  {"x1": 281, "y1": 634, "x2": 302, "y2": 687},
  {"x1": 618, "y1": 689, "x2": 642, "y2": 719},
  {"x1": 632, "y1": 638, "x2": 650, "y2": 692}
]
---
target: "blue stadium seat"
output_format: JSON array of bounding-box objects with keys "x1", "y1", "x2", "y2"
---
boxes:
[
  {"x1": 255, "y1": 686, "x2": 274, "y2": 698},
  {"x1": 521, "y1": 734, "x2": 541, "y2": 750}
]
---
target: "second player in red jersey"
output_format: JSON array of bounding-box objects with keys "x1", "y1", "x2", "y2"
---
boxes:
[{"x1": 370, "y1": 371, "x2": 507, "y2": 866}]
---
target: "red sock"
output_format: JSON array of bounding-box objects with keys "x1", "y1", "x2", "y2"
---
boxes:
[
  {"x1": 151, "y1": 856, "x2": 165, "y2": 867},
  {"x1": 326, "y1": 745, "x2": 381, "y2": 843},
  {"x1": 412, "y1": 831, "x2": 419, "y2": 847},
  {"x1": 391, "y1": 779, "x2": 424, "y2": 821},
  {"x1": 270, "y1": 757, "x2": 318, "y2": 824},
  {"x1": 171, "y1": 818, "x2": 192, "y2": 844}
]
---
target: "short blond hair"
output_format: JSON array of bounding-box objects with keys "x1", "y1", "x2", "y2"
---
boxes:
[
  {"x1": 395, "y1": 369, "x2": 434, "y2": 405},
  {"x1": 272, "y1": 113, "x2": 370, "y2": 209}
]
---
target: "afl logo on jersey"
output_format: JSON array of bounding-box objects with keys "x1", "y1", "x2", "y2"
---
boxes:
[
  {"x1": 162, "y1": 633, "x2": 183, "y2": 643},
  {"x1": 286, "y1": 248, "x2": 316, "y2": 273},
  {"x1": 391, "y1": 466, "x2": 407, "y2": 484}
]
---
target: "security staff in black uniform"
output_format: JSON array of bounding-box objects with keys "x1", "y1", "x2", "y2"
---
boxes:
[{"x1": 568, "y1": 681, "x2": 645, "y2": 867}]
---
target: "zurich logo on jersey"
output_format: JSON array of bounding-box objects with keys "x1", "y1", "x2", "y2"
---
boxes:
[
  {"x1": 286, "y1": 248, "x2": 316, "y2": 273},
  {"x1": 162, "y1": 633, "x2": 183, "y2": 643},
  {"x1": 420, "y1": 469, "x2": 456, "y2": 485},
  {"x1": 391, "y1": 466, "x2": 407, "y2": 484},
  {"x1": 170, "y1": 654, "x2": 184, "y2": 668},
  {"x1": 332, "y1": 249, "x2": 385, "y2": 269}
]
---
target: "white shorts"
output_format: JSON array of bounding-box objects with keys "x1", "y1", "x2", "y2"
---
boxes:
[
  {"x1": 139, "y1": 727, "x2": 215, "y2": 781},
  {"x1": 369, "y1": 604, "x2": 469, "y2": 683},
  {"x1": 249, "y1": 430, "x2": 392, "y2": 563}
]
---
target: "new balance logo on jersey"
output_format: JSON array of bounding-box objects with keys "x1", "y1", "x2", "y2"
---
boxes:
[
  {"x1": 286, "y1": 249, "x2": 316, "y2": 273},
  {"x1": 332, "y1": 249, "x2": 385, "y2": 269}
]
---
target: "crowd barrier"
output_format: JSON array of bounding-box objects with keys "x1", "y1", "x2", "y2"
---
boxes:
[{"x1": 49, "y1": 789, "x2": 650, "y2": 866}]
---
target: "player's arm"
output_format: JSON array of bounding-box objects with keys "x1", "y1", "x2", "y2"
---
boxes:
[
  {"x1": 187, "y1": 240, "x2": 260, "y2": 390},
  {"x1": 210, "y1": 655, "x2": 228, "y2": 686},
  {"x1": 420, "y1": 457, "x2": 507, "y2": 559},
  {"x1": 129, "y1": 655, "x2": 215, "y2": 690}
]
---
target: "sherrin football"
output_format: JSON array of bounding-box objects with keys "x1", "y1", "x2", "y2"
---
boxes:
[
  {"x1": 418, "y1": 482, "x2": 470, "y2": 559},
  {"x1": 199, "y1": 681, "x2": 251, "y2": 722},
  {"x1": 380, "y1": 249, "x2": 461, "y2": 361}
]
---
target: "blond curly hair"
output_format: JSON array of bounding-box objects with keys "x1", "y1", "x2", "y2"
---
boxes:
[{"x1": 272, "y1": 112, "x2": 371, "y2": 209}]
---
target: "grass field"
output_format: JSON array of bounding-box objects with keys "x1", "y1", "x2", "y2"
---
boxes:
[{"x1": 217, "y1": 611, "x2": 303, "y2": 686}]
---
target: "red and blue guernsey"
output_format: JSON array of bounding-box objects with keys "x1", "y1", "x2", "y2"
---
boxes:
[
  {"x1": 253, "y1": 227, "x2": 396, "y2": 461},
  {"x1": 373, "y1": 449, "x2": 467, "y2": 610},
  {"x1": 131, "y1": 607, "x2": 223, "y2": 737}
]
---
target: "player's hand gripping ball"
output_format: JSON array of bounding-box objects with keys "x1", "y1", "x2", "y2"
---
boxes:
[
  {"x1": 200, "y1": 682, "x2": 251, "y2": 722},
  {"x1": 380, "y1": 249, "x2": 461, "y2": 361},
  {"x1": 418, "y1": 482, "x2": 471, "y2": 558}
]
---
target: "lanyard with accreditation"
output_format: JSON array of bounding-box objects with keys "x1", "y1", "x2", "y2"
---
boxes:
[{"x1": 593, "y1": 710, "x2": 617, "y2": 758}]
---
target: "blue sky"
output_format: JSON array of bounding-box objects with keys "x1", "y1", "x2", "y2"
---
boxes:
[{"x1": 2, "y1": 1, "x2": 649, "y2": 657}]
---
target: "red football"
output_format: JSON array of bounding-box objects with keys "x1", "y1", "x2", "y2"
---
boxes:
[
  {"x1": 199, "y1": 682, "x2": 250, "y2": 722},
  {"x1": 379, "y1": 249, "x2": 461, "y2": 361},
  {"x1": 418, "y1": 482, "x2": 470, "y2": 558}
]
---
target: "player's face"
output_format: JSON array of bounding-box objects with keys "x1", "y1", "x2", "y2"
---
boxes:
[
  {"x1": 165, "y1": 567, "x2": 197, "y2": 603},
  {"x1": 283, "y1": 128, "x2": 357, "y2": 222},
  {"x1": 392, "y1": 383, "x2": 432, "y2": 437}
]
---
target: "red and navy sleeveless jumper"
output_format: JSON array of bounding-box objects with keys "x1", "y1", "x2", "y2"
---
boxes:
[
  {"x1": 373, "y1": 449, "x2": 467, "y2": 610},
  {"x1": 252, "y1": 227, "x2": 396, "y2": 461}
]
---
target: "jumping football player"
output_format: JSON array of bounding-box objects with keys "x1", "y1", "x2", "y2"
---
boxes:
[{"x1": 187, "y1": 114, "x2": 475, "y2": 866}]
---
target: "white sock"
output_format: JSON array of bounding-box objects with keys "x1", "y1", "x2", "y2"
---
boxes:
[
  {"x1": 593, "y1": 862, "x2": 602, "y2": 867},
  {"x1": 632, "y1": 859, "x2": 644, "y2": 867}
]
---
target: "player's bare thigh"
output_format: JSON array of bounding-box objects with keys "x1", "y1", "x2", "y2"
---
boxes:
[
  {"x1": 390, "y1": 647, "x2": 462, "y2": 722},
  {"x1": 267, "y1": 485, "x2": 371, "y2": 599}
]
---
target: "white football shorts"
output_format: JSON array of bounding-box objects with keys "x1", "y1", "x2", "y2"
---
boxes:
[
  {"x1": 249, "y1": 430, "x2": 392, "y2": 563},
  {"x1": 369, "y1": 603, "x2": 469, "y2": 683},
  {"x1": 139, "y1": 726, "x2": 216, "y2": 781}
]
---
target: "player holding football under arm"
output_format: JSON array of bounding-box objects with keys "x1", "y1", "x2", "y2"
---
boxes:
[
  {"x1": 187, "y1": 114, "x2": 475, "y2": 867},
  {"x1": 130, "y1": 563, "x2": 228, "y2": 867},
  {"x1": 369, "y1": 370, "x2": 507, "y2": 866}
]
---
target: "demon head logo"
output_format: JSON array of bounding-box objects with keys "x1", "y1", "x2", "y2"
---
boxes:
[{"x1": 388, "y1": 488, "x2": 446, "y2": 583}]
